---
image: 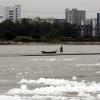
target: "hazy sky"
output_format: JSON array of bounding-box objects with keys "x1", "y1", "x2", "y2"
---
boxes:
[{"x1": 0, "y1": 0, "x2": 100, "y2": 18}]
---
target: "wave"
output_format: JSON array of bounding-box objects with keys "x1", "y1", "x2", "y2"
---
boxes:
[
  {"x1": 0, "y1": 79, "x2": 7, "y2": 83},
  {"x1": 18, "y1": 78, "x2": 78, "y2": 86},
  {"x1": 75, "y1": 63, "x2": 100, "y2": 67},
  {"x1": 32, "y1": 58, "x2": 56, "y2": 62},
  {"x1": 31, "y1": 58, "x2": 77, "y2": 62},
  {"x1": 96, "y1": 71, "x2": 100, "y2": 74}
]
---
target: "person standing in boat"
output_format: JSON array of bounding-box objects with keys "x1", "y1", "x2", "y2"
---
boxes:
[{"x1": 60, "y1": 45, "x2": 63, "y2": 53}]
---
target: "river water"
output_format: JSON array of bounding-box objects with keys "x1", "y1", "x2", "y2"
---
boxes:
[{"x1": 0, "y1": 44, "x2": 100, "y2": 100}]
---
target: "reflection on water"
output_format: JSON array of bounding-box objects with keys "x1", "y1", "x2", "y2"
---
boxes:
[{"x1": 0, "y1": 45, "x2": 100, "y2": 100}]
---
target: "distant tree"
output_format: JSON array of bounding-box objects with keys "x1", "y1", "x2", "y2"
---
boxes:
[
  {"x1": 0, "y1": 18, "x2": 82, "y2": 42},
  {"x1": 1, "y1": 19, "x2": 15, "y2": 32},
  {"x1": 44, "y1": 28, "x2": 62, "y2": 40},
  {"x1": 2, "y1": 19, "x2": 14, "y2": 25},
  {"x1": 21, "y1": 18, "x2": 29, "y2": 24},
  {"x1": 3, "y1": 31, "x2": 16, "y2": 40},
  {"x1": 62, "y1": 23, "x2": 79, "y2": 38},
  {"x1": 31, "y1": 33, "x2": 42, "y2": 39}
]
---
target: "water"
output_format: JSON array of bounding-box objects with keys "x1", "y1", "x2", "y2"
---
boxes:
[{"x1": 0, "y1": 45, "x2": 100, "y2": 100}]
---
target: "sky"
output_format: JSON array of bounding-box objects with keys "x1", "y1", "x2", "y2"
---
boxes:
[{"x1": 0, "y1": 0, "x2": 100, "y2": 19}]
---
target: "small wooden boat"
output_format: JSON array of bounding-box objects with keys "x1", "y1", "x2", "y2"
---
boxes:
[{"x1": 41, "y1": 50, "x2": 57, "y2": 54}]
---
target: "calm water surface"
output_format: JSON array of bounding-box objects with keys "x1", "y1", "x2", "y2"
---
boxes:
[{"x1": 0, "y1": 45, "x2": 100, "y2": 100}]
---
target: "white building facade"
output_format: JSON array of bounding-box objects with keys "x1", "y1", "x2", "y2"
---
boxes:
[
  {"x1": 0, "y1": 5, "x2": 21, "y2": 22},
  {"x1": 65, "y1": 9, "x2": 86, "y2": 25}
]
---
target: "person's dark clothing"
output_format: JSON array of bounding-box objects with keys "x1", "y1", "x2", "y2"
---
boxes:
[{"x1": 60, "y1": 46, "x2": 63, "y2": 53}]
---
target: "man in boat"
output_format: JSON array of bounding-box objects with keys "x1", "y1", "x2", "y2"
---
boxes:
[{"x1": 60, "y1": 45, "x2": 63, "y2": 53}]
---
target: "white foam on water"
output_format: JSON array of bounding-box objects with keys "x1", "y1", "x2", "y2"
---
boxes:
[
  {"x1": 62, "y1": 59, "x2": 73, "y2": 61},
  {"x1": 0, "y1": 79, "x2": 7, "y2": 83},
  {"x1": 16, "y1": 72, "x2": 24, "y2": 78},
  {"x1": 0, "y1": 95, "x2": 83, "y2": 100},
  {"x1": 62, "y1": 58, "x2": 78, "y2": 61},
  {"x1": 0, "y1": 95, "x2": 22, "y2": 100},
  {"x1": 18, "y1": 78, "x2": 73, "y2": 86},
  {"x1": 96, "y1": 71, "x2": 100, "y2": 74},
  {"x1": 16, "y1": 72, "x2": 23, "y2": 76},
  {"x1": 7, "y1": 85, "x2": 100, "y2": 100},
  {"x1": 72, "y1": 76, "x2": 78, "y2": 81},
  {"x1": 18, "y1": 78, "x2": 100, "y2": 92},
  {"x1": 32, "y1": 58, "x2": 56, "y2": 62},
  {"x1": 31, "y1": 58, "x2": 78, "y2": 62},
  {"x1": 1, "y1": 94, "x2": 100, "y2": 100},
  {"x1": 0, "y1": 77, "x2": 99, "y2": 100},
  {"x1": 75, "y1": 63, "x2": 100, "y2": 67},
  {"x1": 46, "y1": 58, "x2": 56, "y2": 61},
  {"x1": 24, "y1": 72, "x2": 28, "y2": 74},
  {"x1": 97, "y1": 94, "x2": 100, "y2": 99},
  {"x1": 24, "y1": 67, "x2": 31, "y2": 70},
  {"x1": 3, "y1": 78, "x2": 99, "y2": 100},
  {"x1": 10, "y1": 68, "x2": 15, "y2": 71}
]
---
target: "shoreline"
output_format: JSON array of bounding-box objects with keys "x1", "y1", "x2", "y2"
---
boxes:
[{"x1": 0, "y1": 41, "x2": 100, "y2": 45}]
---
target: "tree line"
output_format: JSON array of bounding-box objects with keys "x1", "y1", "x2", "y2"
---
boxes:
[{"x1": 0, "y1": 18, "x2": 83, "y2": 42}]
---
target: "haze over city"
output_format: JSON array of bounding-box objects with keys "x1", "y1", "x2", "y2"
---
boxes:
[{"x1": 0, "y1": 0, "x2": 100, "y2": 18}]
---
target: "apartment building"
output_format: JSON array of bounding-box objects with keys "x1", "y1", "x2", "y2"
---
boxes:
[
  {"x1": 65, "y1": 9, "x2": 86, "y2": 25},
  {"x1": 0, "y1": 5, "x2": 21, "y2": 22}
]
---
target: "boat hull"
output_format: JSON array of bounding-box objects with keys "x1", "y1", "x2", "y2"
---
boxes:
[{"x1": 41, "y1": 50, "x2": 57, "y2": 54}]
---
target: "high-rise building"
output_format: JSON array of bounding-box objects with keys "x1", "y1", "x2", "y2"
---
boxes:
[
  {"x1": 91, "y1": 19, "x2": 96, "y2": 37},
  {"x1": 65, "y1": 9, "x2": 86, "y2": 25},
  {"x1": 0, "y1": 5, "x2": 21, "y2": 22},
  {"x1": 96, "y1": 13, "x2": 100, "y2": 36}
]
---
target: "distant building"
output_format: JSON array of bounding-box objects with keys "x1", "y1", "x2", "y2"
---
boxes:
[
  {"x1": 31, "y1": 17, "x2": 55, "y2": 24},
  {"x1": 42, "y1": 18, "x2": 66, "y2": 24},
  {"x1": 80, "y1": 19, "x2": 97, "y2": 37},
  {"x1": 65, "y1": 9, "x2": 86, "y2": 25},
  {"x1": 54, "y1": 19, "x2": 67, "y2": 24},
  {"x1": 0, "y1": 5, "x2": 21, "y2": 22},
  {"x1": 41, "y1": 18, "x2": 55, "y2": 24},
  {"x1": 91, "y1": 19, "x2": 97, "y2": 37},
  {"x1": 84, "y1": 19, "x2": 92, "y2": 25},
  {"x1": 96, "y1": 13, "x2": 100, "y2": 36},
  {"x1": 32, "y1": 17, "x2": 66, "y2": 24}
]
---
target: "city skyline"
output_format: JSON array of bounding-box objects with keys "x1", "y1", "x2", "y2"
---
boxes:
[{"x1": 0, "y1": 0, "x2": 100, "y2": 18}]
